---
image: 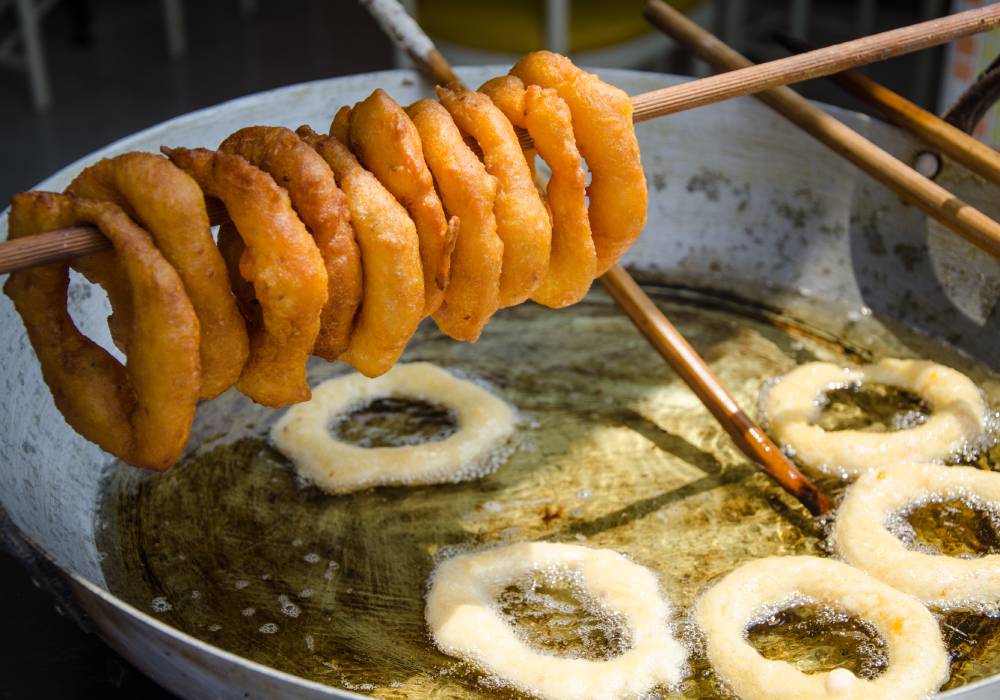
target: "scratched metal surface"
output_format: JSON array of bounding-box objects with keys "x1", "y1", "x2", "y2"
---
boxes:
[{"x1": 0, "y1": 67, "x2": 997, "y2": 698}]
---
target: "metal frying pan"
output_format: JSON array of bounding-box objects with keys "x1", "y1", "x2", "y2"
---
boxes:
[{"x1": 1, "y1": 66, "x2": 998, "y2": 699}]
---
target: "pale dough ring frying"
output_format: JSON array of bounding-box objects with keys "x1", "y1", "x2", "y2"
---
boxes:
[
  {"x1": 425, "y1": 541, "x2": 688, "y2": 700},
  {"x1": 270, "y1": 362, "x2": 515, "y2": 494},
  {"x1": 696, "y1": 555, "x2": 949, "y2": 700},
  {"x1": 836, "y1": 462, "x2": 1000, "y2": 608},
  {"x1": 763, "y1": 359, "x2": 988, "y2": 476}
]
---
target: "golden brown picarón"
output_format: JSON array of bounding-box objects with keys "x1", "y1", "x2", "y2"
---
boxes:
[{"x1": 4, "y1": 52, "x2": 647, "y2": 469}]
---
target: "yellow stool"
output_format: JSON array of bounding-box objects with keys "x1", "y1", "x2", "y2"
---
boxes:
[{"x1": 411, "y1": 0, "x2": 707, "y2": 69}]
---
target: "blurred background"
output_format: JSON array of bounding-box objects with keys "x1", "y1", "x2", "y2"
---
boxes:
[
  {"x1": 1, "y1": 0, "x2": 998, "y2": 206},
  {"x1": 0, "y1": 0, "x2": 996, "y2": 696}
]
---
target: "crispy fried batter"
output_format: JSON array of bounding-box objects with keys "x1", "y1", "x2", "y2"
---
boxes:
[
  {"x1": 297, "y1": 126, "x2": 424, "y2": 377},
  {"x1": 68, "y1": 152, "x2": 248, "y2": 398},
  {"x1": 7, "y1": 52, "x2": 651, "y2": 471},
  {"x1": 347, "y1": 89, "x2": 457, "y2": 315},
  {"x1": 481, "y1": 76, "x2": 596, "y2": 308},
  {"x1": 219, "y1": 126, "x2": 361, "y2": 360},
  {"x1": 406, "y1": 99, "x2": 503, "y2": 341},
  {"x1": 164, "y1": 147, "x2": 327, "y2": 407},
  {"x1": 437, "y1": 86, "x2": 551, "y2": 308},
  {"x1": 330, "y1": 106, "x2": 351, "y2": 143},
  {"x1": 512, "y1": 51, "x2": 646, "y2": 274},
  {"x1": 216, "y1": 223, "x2": 258, "y2": 323},
  {"x1": 3, "y1": 191, "x2": 200, "y2": 470}
]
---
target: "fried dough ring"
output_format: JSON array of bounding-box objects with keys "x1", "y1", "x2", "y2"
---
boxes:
[
  {"x1": 763, "y1": 359, "x2": 988, "y2": 476},
  {"x1": 406, "y1": 99, "x2": 503, "y2": 341},
  {"x1": 164, "y1": 147, "x2": 327, "y2": 407},
  {"x1": 437, "y1": 86, "x2": 551, "y2": 308},
  {"x1": 512, "y1": 51, "x2": 646, "y2": 274},
  {"x1": 426, "y1": 542, "x2": 688, "y2": 700},
  {"x1": 481, "y1": 76, "x2": 596, "y2": 308},
  {"x1": 696, "y1": 556, "x2": 949, "y2": 700},
  {"x1": 3, "y1": 192, "x2": 200, "y2": 470},
  {"x1": 346, "y1": 90, "x2": 458, "y2": 316},
  {"x1": 297, "y1": 126, "x2": 424, "y2": 377},
  {"x1": 218, "y1": 126, "x2": 361, "y2": 360},
  {"x1": 67, "y1": 152, "x2": 248, "y2": 398},
  {"x1": 836, "y1": 463, "x2": 1000, "y2": 609},
  {"x1": 330, "y1": 105, "x2": 351, "y2": 143},
  {"x1": 271, "y1": 362, "x2": 516, "y2": 493},
  {"x1": 216, "y1": 223, "x2": 258, "y2": 323}
]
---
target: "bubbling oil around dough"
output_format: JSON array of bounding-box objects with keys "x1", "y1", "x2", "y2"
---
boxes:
[
  {"x1": 98, "y1": 284, "x2": 1000, "y2": 699},
  {"x1": 746, "y1": 599, "x2": 888, "y2": 680},
  {"x1": 330, "y1": 397, "x2": 459, "y2": 448},
  {"x1": 495, "y1": 569, "x2": 632, "y2": 662},
  {"x1": 813, "y1": 383, "x2": 930, "y2": 433}
]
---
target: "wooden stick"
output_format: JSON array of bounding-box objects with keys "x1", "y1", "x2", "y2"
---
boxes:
[
  {"x1": 363, "y1": 0, "x2": 831, "y2": 515},
  {"x1": 599, "y1": 267, "x2": 831, "y2": 515},
  {"x1": 0, "y1": 225, "x2": 110, "y2": 272},
  {"x1": 644, "y1": 0, "x2": 1000, "y2": 259},
  {"x1": 775, "y1": 33, "x2": 1000, "y2": 186},
  {"x1": 632, "y1": 3, "x2": 1000, "y2": 122},
  {"x1": 357, "y1": 0, "x2": 463, "y2": 87},
  {"x1": 4, "y1": 3, "x2": 1000, "y2": 273}
]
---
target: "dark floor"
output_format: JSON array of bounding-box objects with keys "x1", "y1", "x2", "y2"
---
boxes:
[{"x1": 0, "y1": 0, "x2": 954, "y2": 697}]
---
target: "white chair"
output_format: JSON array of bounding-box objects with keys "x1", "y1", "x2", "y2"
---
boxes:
[
  {"x1": 160, "y1": 0, "x2": 259, "y2": 58},
  {"x1": 0, "y1": 0, "x2": 56, "y2": 111}
]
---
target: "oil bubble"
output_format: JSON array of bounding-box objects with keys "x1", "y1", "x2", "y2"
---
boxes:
[{"x1": 150, "y1": 597, "x2": 171, "y2": 613}]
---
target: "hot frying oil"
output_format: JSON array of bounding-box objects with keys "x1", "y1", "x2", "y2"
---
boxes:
[
  {"x1": 747, "y1": 602, "x2": 888, "y2": 679},
  {"x1": 815, "y1": 384, "x2": 929, "y2": 433},
  {"x1": 98, "y1": 285, "x2": 1000, "y2": 698}
]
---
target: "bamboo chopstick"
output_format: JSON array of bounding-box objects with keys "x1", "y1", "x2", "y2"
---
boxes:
[
  {"x1": 631, "y1": 2, "x2": 1000, "y2": 123},
  {"x1": 775, "y1": 33, "x2": 1000, "y2": 187},
  {"x1": 644, "y1": 0, "x2": 1000, "y2": 258},
  {"x1": 598, "y1": 267, "x2": 832, "y2": 515},
  {"x1": 364, "y1": 0, "x2": 832, "y2": 515},
  {"x1": 3, "y1": 3, "x2": 1000, "y2": 274}
]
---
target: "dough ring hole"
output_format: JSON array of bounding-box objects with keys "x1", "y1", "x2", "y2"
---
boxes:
[
  {"x1": 65, "y1": 272, "x2": 122, "y2": 356},
  {"x1": 890, "y1": 497, "x2": 1000, "y2": 558},
  {"x1": 939, "y1": 612, "x2": 1000, "y2": 677},
  {"x1": 329, "y1": 397, "x2": 458, "y2": 448},
  {"x1": 496, "y1": 570, "x2": 632, "y2": 661},
  {"x1": 747, "y1": 600, "x2": 888, "y2": 680},
  {"x1": 815, "y1": 383, "x2": 929, "y2": 433}
]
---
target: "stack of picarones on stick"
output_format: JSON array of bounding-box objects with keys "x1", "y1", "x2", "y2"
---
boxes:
[{"x1": 3, "y1": 51, "x2": 645, "y2": 471}]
